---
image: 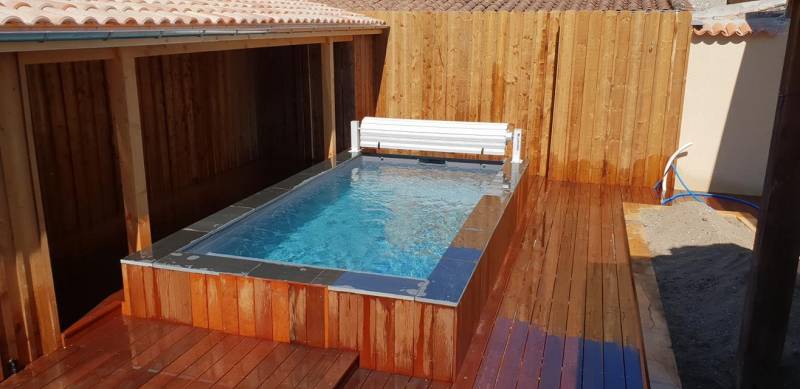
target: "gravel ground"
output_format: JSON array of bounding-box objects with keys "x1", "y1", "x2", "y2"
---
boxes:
[{"x1": 640, "y1": 202, "x2": 800, "y2": 388}]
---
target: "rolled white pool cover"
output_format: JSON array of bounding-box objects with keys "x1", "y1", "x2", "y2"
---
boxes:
[{"x1": 351, "y1": 117, "x2": 522, "y2": 163}]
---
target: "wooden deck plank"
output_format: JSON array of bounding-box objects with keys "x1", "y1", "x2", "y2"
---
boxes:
[
  {"x1": 235, "y1": 343, "x2": 297, "y2": 388},
  {"x1": 254, "y1": 345, "x2": 311, "y2": 388},
  {"x1": 583, "y1": 184, "x2": 606, "y2": 389},
  {"x1": 140, "y1": 331, "x2": 227, "y2": 388},
  {"x1": 211, "y1": 340, "x2": 278, "y2": 388},
  {"x1": 312, "y1": 351, "x2": 359, "y2": 389},
  {"x1": 272, "y1": 347, "x2": 327, "y2": 387},
  {"x1": 190, "y1": 337, "x2": 259, "y2": 387},
  {"x1": 342, "y1": 369, "x2": 371, "y2": 389},
  {"x1": 449, "y1": 181, "x2": 651, "y2": 389},
  {"x1": 539, "y1": 181, "x2": 581, "y2": 388}
]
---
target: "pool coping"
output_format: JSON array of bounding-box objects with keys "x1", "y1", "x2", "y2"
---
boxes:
[{"x1": 121, "y1": 150, "x2": 528, "y2": 308}]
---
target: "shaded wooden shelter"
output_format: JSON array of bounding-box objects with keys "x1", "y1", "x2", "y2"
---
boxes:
[{"x1": 0, "y1": 0, "x2": 385, "y2": 375}]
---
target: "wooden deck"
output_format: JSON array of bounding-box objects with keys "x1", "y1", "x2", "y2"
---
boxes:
[
  {"x1": 450, "y1": 180, "x2": 657, "y2": 389},
  {"x1": 0, "y1": 310, "x2": 358, "y2": 388}
]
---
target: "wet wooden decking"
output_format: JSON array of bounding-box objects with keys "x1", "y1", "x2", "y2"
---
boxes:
[
  {"x1": 450, "y1": 180, "x2": 658, "y2": 388},
  {"x1": 341, "y1": 180, "x2": 659, "y2": 389},
  {"x1": 0, "y1": 310, "x2": 358, "y2": 388}
]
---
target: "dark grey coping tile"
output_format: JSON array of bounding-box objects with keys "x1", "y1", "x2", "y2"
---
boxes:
[
  {"x1": 122, "y1": 229, "x2": 207, "y2": 265},
  {"x1": 185, "y1": 206, "x2": 252, "y2": 233},
  {"x1": 273, "y1": 172, "x2": 314, "y2": 190},
  {"x1": 248, "y1": 261, "x2": 324, "y2": 284},
  {"x1": 312, "y1": 269, "x2": 345, "y2": 285},
  {"x1": 234, "y1": 188, "x2": 287, "y2": 209},
  {"x1": 154, "y1": 253, "x2": 261, "y2": 276},
  {"x1": 416, "y1": 257, "x2": 477, "y2": 306},
  {"x1": 330, "y1": 271, "x2": 426, "y2": 301}
]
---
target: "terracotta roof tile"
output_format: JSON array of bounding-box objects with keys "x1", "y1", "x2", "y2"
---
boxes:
[
  {"x1": 692, "y1": 12, "x2": 788, "y2": 37},
  {"x1": 319, "y1": 0, "x2": 675, "y2": 11},
  {"x1": 0, "y1": 0, "x2": 383, "y2": 29}
]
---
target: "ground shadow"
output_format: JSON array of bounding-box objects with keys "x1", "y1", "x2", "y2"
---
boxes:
[{"x1": 652, "y1": 243, "x2": 800, "y2": 388}]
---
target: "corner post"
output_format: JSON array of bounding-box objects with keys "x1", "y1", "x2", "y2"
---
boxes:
[
  {"x1": 105, "y1": 50, "x2": 152, "y2": 253},
  {"x1": 0, "y1": 53, "x2": 61, "y2": 357},
  {"x1": 321, "y1": 39, "x2": 337, "y2": 160},
  {"x1": 737, "y1": 2, "x2": 800, "y2": 387}
]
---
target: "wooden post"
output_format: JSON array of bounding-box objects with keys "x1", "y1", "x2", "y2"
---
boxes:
[
  {"x1": 321, "y1": 39, "x2": 337, "y2": 160},
  {"x1": 105, "y1": 50, "x2": 152, "y2": 252},
  {"x1": 737, "y1": 3, "x2": 800, "y2": 388},
  {"x1": 0, "y1": 53, "x2": 61, "y2": 358}
]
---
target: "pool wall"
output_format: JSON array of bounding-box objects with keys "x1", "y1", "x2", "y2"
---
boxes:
[{"x1": 120, "y1": 153, "x2": 534, "y2": 382}]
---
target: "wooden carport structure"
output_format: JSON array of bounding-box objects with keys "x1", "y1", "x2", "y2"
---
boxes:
[{"x1": 0, "y1": 0, "x2": 385, "y2": 377}]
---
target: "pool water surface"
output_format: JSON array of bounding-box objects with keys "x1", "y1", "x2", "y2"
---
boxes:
[{"x1": 185, "y1": 156, "x2": 501, "y2": 279}]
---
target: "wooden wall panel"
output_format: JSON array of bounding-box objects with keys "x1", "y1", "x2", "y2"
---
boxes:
[
  {"x1": 23, "y1": 60, "x2": 129, "y2": 329},
  {"x1": 354, "y1": 10, "x2": 691, "y2": 186},
  {"x1": 136, "y1": 45, "x2": 327, "y2": 241}
]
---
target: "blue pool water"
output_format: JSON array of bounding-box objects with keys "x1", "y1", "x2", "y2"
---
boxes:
[{"x1": 186, "y1": 156, "x2": 501, "y2": 279}]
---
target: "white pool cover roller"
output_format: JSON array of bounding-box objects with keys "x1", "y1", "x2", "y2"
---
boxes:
[{"x1": 352, "y1": 117, "x2": 523, "y2": 163}]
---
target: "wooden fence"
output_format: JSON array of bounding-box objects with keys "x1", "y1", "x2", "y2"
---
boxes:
[{"x1": 357, "y1": 10, "x2": 692, "y2": 186}]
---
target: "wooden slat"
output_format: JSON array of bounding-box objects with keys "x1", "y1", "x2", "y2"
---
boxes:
[
  {"x1": 220, "y1": 274, "x2": 240, "y2": 335},
  {"x1": 105, "y1": 50, "x2": 152, "y2": 252},
  {"x1": 237, "y1": 277, "x2": 256, "y2": 337},
  {"x1": 0, "y1": 52, "x2": 60, "y2": 360},
  {"x1": 321, "y1": 40, "x2": 337, "y2": 159},
  {"x1": 271, "y1": 281, "x2": 290, "y2": 343}
]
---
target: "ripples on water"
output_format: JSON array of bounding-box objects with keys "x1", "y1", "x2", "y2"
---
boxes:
[{"x1": 188, "y1": 156, "x2": 501, "y2": 279}]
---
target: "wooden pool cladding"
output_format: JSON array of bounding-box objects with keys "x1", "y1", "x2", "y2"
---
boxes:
[{"x1": 121, "y1": 167, "x2": 532, "y2": 382}]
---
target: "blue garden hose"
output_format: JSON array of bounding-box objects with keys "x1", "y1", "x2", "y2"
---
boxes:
[{"x1": 653, "y1": 163, "x2": 760, "y2": 210}]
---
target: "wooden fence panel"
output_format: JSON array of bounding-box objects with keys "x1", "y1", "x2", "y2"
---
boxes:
[
  {"x1": 355, "y1": 10, "x2": 691, "y2": 186},
  {"x1": 549, "y1": 10, "x2": 691, "y2": 185}
]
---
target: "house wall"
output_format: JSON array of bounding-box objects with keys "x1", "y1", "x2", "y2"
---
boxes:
[
  {"x1": 354, "y1": 10, "x2": 692, "y2": 187},
  {"x1": 677, "y1": 32, "x2": 788, "y2": 195}
]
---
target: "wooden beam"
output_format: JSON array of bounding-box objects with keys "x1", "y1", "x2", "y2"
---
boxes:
[
  {"x1": 17, "y1": 48, "x2": 115, "y2": 65},
  {"x1": 105, "y1": 50, "x2": 152, "y2": 252},
  {"x1": 321, "y1": 40, "x2": 337, "y2": 160},
  {"x1": 0, "y1": 53, "x2": 61, "y2": 358},
  {"x1": 0, "y1": 28, "x2": 385, "y2": 54},
  {"x1": 737, "y1": 3, "x2": 800, "y2": 388}
]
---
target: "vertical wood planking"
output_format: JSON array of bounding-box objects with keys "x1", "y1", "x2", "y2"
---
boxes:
[
  {"x1": 206, "y1": 274, "x2": 223, "y2": 331},
  {"x1": 237, "y1": 276, "x2": 256, "y2": 337},
  {"x1": 189, "y1": 273, "x2": 208, "y2": 328},
  {"x1": 253, "y1": 278, "x2": 273, "y2": 340},
  {"x1": 306, "y1": 285, "x2": 327, "y2": 348},
  {"x1": 271, "y1": 281, "x2": 290, "y2": 342},
  {"x1": 220, "y1": 274, "x2": 239, "y2": 334},
  {"x1": 360, "y1": 10, "x2": 691, "y2": 186}
]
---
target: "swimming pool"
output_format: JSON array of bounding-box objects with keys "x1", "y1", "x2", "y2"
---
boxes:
[
  {"x1": 184, "y1": 156, "x2": 501, "y2": 279},
  {"x1": 120, "y1": 150, "x2": 530, "y2": 381}
]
